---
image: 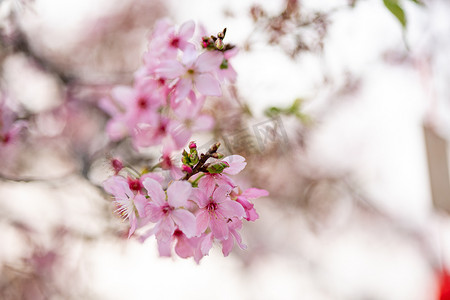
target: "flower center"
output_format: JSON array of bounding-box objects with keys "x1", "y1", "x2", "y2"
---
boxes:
[
  {"x1": 170, "y1": 37, "x2": 180, "y2": 48},
  {"x1": 137, "y1": 97, "x2": 148, "y2": 109},
  {"x1": 206, "y1": 201, "x2": 218, "y2": 213},
  {"x1": 162, "y1": 203, "x2": 173, "y2": 215},
  {"x1": 128, "y1": 178, "x2": 142, "y2": 191}
]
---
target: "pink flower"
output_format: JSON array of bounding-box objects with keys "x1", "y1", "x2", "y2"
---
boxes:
[
  {"x1": 143, "y1": 179, "x2": 197, "y2": 243},
  {"x1": 235, "y1": 188, "x2": 268, "y2": 221},
  {"x1": 156, "y1": 47, "x2": 223, "y2": 101},
  {"x1": 194, "y1": 185, "x2": 245, "y2": 240},
  {"x1": 173, "y1": 93, "x2": 214, "y2": 134},
  {"x1": 132, "y1": 116, "x2": 190, "y2": 150},
  {"x1": 148, "y1": 19, "x2": 196, "y2": 60},
  {"x1": 221, "y1": 217, "x2": 247, "y2": 256},
  {"x1": 103, "y1": 176, "x2": 148, "y2": 237},
  {"x1": 101, "y1": 79, "x2": 164, "y2": 142}
]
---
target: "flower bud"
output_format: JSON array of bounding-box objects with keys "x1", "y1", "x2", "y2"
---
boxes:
[
  {"x1": 189, "y1": 141, "x2": 197, "y2": 149},
  {"x1": 211, "y1": 152, "x2": 224, "y2": 159},
  {"x1": 215, "y1": 39, "x2": 224, "y2": 50},
  {"x1": 217, "y1": 28, "x2": 226, "y2": 39},
  {"x1": 111, "y1": 158, "x2": 123, "y2": 174},
  {"x1": 182, "y1": 165, "x2": 193, "y2": 174},
  {"x1": 206, "y1": 161, "x2": 230, "y2": 174}
]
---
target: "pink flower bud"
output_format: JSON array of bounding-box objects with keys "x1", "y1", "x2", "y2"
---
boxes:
[
  {"x1": 189, "y1": 141, "x2": 197, "y2": 149},
  {"x1": 182, "y1": 165, "x2": 193, "y2": 173},
  {"x1": 111, "y1": 158, "x2": 123, "y2": 174}
]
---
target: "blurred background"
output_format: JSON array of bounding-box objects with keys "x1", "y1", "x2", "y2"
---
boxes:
[{"x1": 0, "y1": 0, "x2": 450, "y2": 299}]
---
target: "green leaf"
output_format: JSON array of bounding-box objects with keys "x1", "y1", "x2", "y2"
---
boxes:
[{"x1": 383, "y1": 0, "x2": 407, "y2": 28}]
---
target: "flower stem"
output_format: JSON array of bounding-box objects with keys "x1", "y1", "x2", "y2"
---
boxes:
[{"x1": 182, "y1": 142, "x2": 221, "y2": 181}]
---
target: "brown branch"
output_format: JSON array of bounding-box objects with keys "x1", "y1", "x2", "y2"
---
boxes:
[{"x1": 182, "y1": 142, "x2": 221, "y2": 181}]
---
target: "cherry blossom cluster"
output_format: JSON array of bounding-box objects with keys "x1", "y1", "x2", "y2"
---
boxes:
[
  {"x1": 102, "y1": 20, "x2": 268, "y2": 262},
  {"x1": 104, "y1": 142, "x2": 268, "y2": 262},
  {"x1": 100, "y1": 19, "x2": 238, "y2": 155}
]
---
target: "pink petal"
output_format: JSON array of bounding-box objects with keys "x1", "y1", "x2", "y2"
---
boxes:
[
  {"x1": 128, "y1": 213, "x2": 137, "y2": 238},
  {"x1": 246, "y1": 208, "x2": 259, "y2": 222},
  {"x1": 146, "y1": 202, "x2": 164, "y2": 222},
  {"x1": 196, "y1": 210, "x2": 210, "y2": 235},
  {"x1": 111, "y1": 86, "x2": 135, "y2": 106},
  {"x1": 192, "y1": 188, "x2": 209, "y2": 208},
  {"x1": 209, "y1": 216, "x2": 229, "y2": 241},
  {"x1": 133, "y1": 193, "x2": 148, "y2": 218},
  {"x1": 241, "y1": 188, "x2": 269, "y2": 199},
  {"x1": 223, "y1": 155, "x2": 247, "y2": 175},
  {"x1": 167, "y1": 181, "x2": 192, "y2": 208},
  {"x1": 171, "y1": 209, "x2": 196, "y2": 238},
  {"x1": 156, "y1": 217, "x2": 175, "y2": 242},
  {"x1": 195, "y1": 51, "x2": 223, "y2": 73},
  {"x1": 103, "y1": 176, "x2": 127, "y2": 196},
  {"x1": 157, "y1": 239, "x2": 172, "y2": 257},
  {"x1": 178, "y1": 20, "x2": 195, "y2": 39},
  {"x1": 156, "y1": 60, "x2": 185, "y2": 79},
  {"x1": 221, "y1": 236, "x2": 234, "y2": 257},
  {"x1": 194, "y1": 73, "x2": 221, "y2": 96},
  {"x1": 213, "y1": 184, "x2": 232, "y2": 204},
  {"x1": 192, "y1": 115, "x2": 214, "y2": 132},
  {"x1": 198, "y1": 175, "x2": 216, "y2": 198},
  {"x1": 168, "y1": 121, "x2": 191, "y2": 149},
  {"x1": 170, "y1": 166, "x2": 184, "y2": 181},
  {"x1": 173, "y1": 78, "x2": 192, "y2": 103},
  {"x1": 219, "y1": 199, "x2": 246, "y2": 219},
  {"x1": 182, "y1": 45, "x2": 198, "y2": 66},
  {"x1": 141, "y1": 173, "x2": 164, "y2": 184},
  {"x1": 200, "y1": 233, "x2": 213, "y2": 256},
  {"x1": 106, "y1": 119, "x2": 128, "y2": 141},
  {"x1": 175, "y1": 235, "x2": 194, "y2": 258},
  {"x1": 142, "y1": 178, "x2": 165, "y2": 206},
  {"x1": 231, "y1": 229, "x2": 247, "y2": 250}
]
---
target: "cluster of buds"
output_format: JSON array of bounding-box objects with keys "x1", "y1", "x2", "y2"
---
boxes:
[{"x1": 201, "y1": 28, "x2": 235, "y2": 52}]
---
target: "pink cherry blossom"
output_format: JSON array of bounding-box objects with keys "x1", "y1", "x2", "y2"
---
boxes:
[
  {"x1": 103, "y1": 176, "x2": 148, "y2": 237},
  {"x1": 156, "y1": 47, "x2": 223, "y2": 101},
  {"x1": 235, "y1": 188, "x2": 268, "y2": 221},
  {"x1": 143, "y1": 179, "x2": 197, "y2": 243},
  {"x1": 221, "y1": 217, "x2": 247, "y2": 256},
  {"x1": 194, "y1": 185, "x2": 245, "y2": 240},
  {"x1": 173, "y1": 93, "x2": 214, "y2": 134}
]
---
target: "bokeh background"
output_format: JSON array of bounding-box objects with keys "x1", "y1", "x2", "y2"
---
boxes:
[{"x1": 1, "y1": 0, "x2": 450, "y2": 299}]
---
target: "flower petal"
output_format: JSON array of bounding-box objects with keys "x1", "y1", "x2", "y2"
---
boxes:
[
  {"x1": 223, "y1": 155, "x2": 247, "y2": 175},
  {"x1": 219, "y1": 199, "x2": 246, "y2": 219},
  {"x1": 196, "y1": 210, "x2": 210, "y2": 235},
  {"x1": 209, "y1": 216, "x2": 229, "y2": 241},
  {"x1": 241, "y1": 188, "x2": 269, "y2": 199},
  {"x1": 167, "y1": 181, "x2": 192, "y2": 208},
  {"x1": 143, "y1": 178, "x2": 165, "y2": 206},
  {"x1": 171, "y1": 209, "x2": 196, "y2": 238},
  {"x1": 156, "y1": 60, "x2": 185, "y2": 78},
  {"x1": 146, "y1": 202, "x2": 164, "y2": 223},
  {"x1": 213, "y1": 184, "x2": 232, "y2": 204},
  {"x1": 192, "y1": 115, "x2": 214, "y2": 132},
  {"x1": 194, "y1": 73, "x2": 221, "y2": 97},
  {"x1": 179, "y1": 20, "x2": 195, "y2": 39},
  {"x1": 221, "y1": 236, "x2": 234, "y2": 257},
  {"x1": 195, "y1": 51, "x2": 223, "y2": 73},
  {"x1": 198, "y1": 175, "x2": 216, "y2": 197}
]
